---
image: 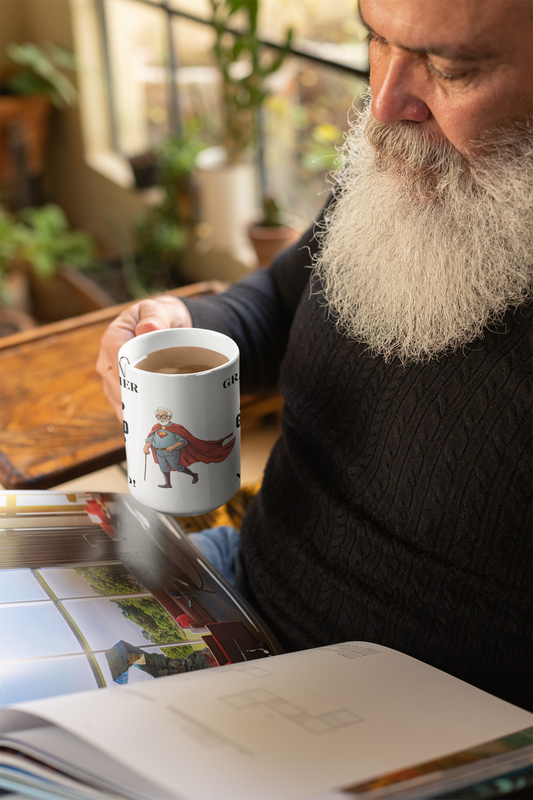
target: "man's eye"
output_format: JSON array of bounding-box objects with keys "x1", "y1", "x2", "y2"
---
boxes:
[
  {"x1": 427, "y1": 60, "x2": 466, "y2": 82},
  {"x1": 365, "y1": 30, "x2": 387, "y2": 47}
]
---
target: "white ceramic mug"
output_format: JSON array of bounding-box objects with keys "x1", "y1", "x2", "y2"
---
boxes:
[{"x1": 118, "y1": 328, "x2": 240, "y2": 515}]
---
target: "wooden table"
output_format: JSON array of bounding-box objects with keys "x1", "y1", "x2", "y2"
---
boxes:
[{"x1": 0, "y1": 280, "x2": 281, "y2": 490}]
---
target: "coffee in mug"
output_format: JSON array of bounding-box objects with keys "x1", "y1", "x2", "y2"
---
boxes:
[
  {"x1": 135, "y1": 346, "x2": 229, "y2": 375},
  {"x1": 118, "y1": 328, "x2": 240, "y2": 516}
]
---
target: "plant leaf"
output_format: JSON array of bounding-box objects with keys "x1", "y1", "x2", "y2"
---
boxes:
[
  {"x1": 7, "y1": 42, "x2": 77, "y2": 107},
  {"x1": 47, "y1": 42, "x2": 77, "y2": 71}
]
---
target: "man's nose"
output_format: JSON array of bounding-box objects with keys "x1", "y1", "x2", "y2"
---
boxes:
[{"x1": 370, "y1": 49, "x2": 431, "y2": 125}]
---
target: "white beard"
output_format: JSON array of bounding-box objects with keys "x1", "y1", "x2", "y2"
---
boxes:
[{"x1": 312, "y1": 103, "x2": 533, "y2": 363}]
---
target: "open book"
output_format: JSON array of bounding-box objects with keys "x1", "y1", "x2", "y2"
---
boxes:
[{"x1": 1, "y1": 491, "x2": 532, "y2": 800}]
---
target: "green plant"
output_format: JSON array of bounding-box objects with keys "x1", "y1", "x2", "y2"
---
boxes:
[
  {"x1": 0, "y1": 208, "x2": 25, "y2": 274},
  {"x1": 210, "y1": 0, "x2": 293, "y2": 162},
  {"x1": 133, "y1": 207, "x2": 187, "y2": 292},
  {"x1": 4, "y1": 42, "x2": 78, "y2": 108},
  {"x1": 127, "y1": 127, "x2": 209, "y2": 296},
  {"x1": 259, "y1": 195, "x2": 282, "y2": 227},
  {"x1": 18, "y1": 204, "x2": 94, "y2": 277},
  {"x1": 158, "y1": 127, "x2": 207, "y2": 188},
  {"x1": 0, "y1": 204, "x2": 94, "y2": 299}
]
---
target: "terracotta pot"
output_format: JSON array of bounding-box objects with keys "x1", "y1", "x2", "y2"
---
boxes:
[
  {"x1": 0, "y1": 306, "x2": 37, "y2": 338},
  {"x1": 3, "y1": 260, "x2": 116, "y2": 325},
  {"x1": 248, "y1": 222, "x2": 301, "y2": 267},
  {"x1": 29, "y1": 266, "x2": 116, "y2": 324},
  {"x1": 0, "y1": 95, "x2": 52, "y2": 184}
]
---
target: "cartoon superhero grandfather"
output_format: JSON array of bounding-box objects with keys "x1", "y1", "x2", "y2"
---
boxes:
[{"x1": 143, "y1": 407, "x2": 235, "y2": 488}]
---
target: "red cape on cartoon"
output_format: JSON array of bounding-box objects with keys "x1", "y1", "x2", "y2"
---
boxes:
[{"x1": 147, "y1": 424, "x2": 235, "y2": 469}]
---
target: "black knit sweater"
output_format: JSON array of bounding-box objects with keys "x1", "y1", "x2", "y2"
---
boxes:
[{"x1": 183, "y1": 217, "x2": 532, "y2": 710}]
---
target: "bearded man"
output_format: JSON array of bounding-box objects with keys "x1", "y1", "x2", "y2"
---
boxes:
[{"x1": 97, "y1": 0, "x2": 532, "y2": 709}]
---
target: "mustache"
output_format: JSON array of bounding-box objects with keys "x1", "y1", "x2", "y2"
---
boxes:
[
  {"x1": 361, "y1": 114, "x2": 474, "y2": 201},
  {"x1": 365, "y1": 116, "x2": 459, "y2": 168},
  {"x1": 362, "y1": 107, "x2": 533, "y2": 182}
]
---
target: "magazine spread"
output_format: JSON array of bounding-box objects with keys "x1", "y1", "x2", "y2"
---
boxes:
[
  {"x1": 0, "y1": 490, "x2": 281, "y2": 708},
  {"x1": 1, "y1": 491, "x2": 532, "y2": 800}
]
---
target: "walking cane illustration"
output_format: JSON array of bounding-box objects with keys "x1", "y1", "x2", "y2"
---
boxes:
[{"x1": 144, "y1": 451, "x2": 147, "y2": 481}]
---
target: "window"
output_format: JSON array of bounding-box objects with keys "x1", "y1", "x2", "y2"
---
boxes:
[{"x1": 75, "y1": 0, "x2": 369, "y2": 219}]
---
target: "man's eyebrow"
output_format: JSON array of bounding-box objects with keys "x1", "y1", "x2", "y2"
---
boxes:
[{"x1": 358, "y1": 6, "x2": 496, "y2": 62}]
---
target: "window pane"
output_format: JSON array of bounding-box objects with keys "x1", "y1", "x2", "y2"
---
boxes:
[
  {"x1": 0, "y1": 656, "x2": 98, "y2": 705},
  {"x1": 167, "y1": 0, "x2": 212, "y2": 19},
  {"x1": 263, "y1": 57, "x2": 366, "y2": 219},
  {"x1": 63, "y1": 596, "x2": 187, "y2": 650},
  {"x1": 0, "y1": 570, "x2": 48, "y2": 603},
  {"x1": 38, "y1": 565, "x2": 149, "y2": 599},
  {"x1": 105, "y1": 0, "x2": 171, "y2": 154},
  {"x1": 168, "y1": 0, "x2": 369, "y2": 66},
  {"x1": 167, "y1": 3, "x2": 367, "y2": 220},
  {"x1": 171, "y1": 14, "x2": 222, "y2": 142},
  {"x1": 103, "y1": 0, "x2": 368, "y2": 221},
  {"x1": 0, "y1": 603, "x2": 83, "y2": 659},
  {"x1": 260, "y1": 0, "x2": 369, "y2": 71}
]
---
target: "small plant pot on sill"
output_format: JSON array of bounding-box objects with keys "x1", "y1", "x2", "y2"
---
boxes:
[
  {"x1": 248, "y1": 222, "x2": 301, "y2": 267},
  {"x1": 128, "y1": 152, "x2": 160, "y2": 189}
]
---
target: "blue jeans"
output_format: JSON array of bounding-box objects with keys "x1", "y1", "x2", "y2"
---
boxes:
[{"x1": 189, "y1": 525, "x2": 246, "y2": 596}]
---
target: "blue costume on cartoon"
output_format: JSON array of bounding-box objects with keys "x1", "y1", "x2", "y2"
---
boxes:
[{"x1": 145, "y1": 428, "x2": 189, "y2": 472}]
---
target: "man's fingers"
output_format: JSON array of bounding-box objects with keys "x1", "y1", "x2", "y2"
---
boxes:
[
  {"x1": 134, "y1": 296, "x2": 193, "y2": 335},
  {"x1": 96, "y1": 295, "x2": 193, "y2": 422}
]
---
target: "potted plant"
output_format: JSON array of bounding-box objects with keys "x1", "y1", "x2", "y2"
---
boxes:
[
  {"x1": 0, "y1": 204, "x2": 112, "y2": 330},
  {"x1": 0, "y1": 43, "x2": 78, "y2": 196},
  {"x1": 122, "y1": 126, "x2": 209, "y2": 297},
  {"x1": 194, "y1": 0, "x2": 293, "y2": 265},
  {"x1": 247, "y1": 195, "x2": 301, "y2": 267}
]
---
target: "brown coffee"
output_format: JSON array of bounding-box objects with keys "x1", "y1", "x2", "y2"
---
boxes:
[{"x1": 135, "y1": 345, "x2": 229, "y2": 375}]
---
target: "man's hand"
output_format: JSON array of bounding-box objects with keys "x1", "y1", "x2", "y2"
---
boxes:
[
  {"x1": 96, "y1": 295, "x2": 193, "y2": 420},
  {"x1": 166, "y1": 442, "x2": 185, "y2": 452}
]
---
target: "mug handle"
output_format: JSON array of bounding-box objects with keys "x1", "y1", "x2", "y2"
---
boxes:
[{"x1": 119, "y1": 356, "x2": 130, "y2": 378}]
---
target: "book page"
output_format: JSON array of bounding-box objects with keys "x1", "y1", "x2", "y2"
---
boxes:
[
  {"x1": 8, "y1": 643, "x2": 533, "y2": 800},
  {"x1": 0, "y1": 713, "x2": 174, "y2": 800},
  {"x1": 0, "y1": 491, "x2": 280, "y2": 708}
]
